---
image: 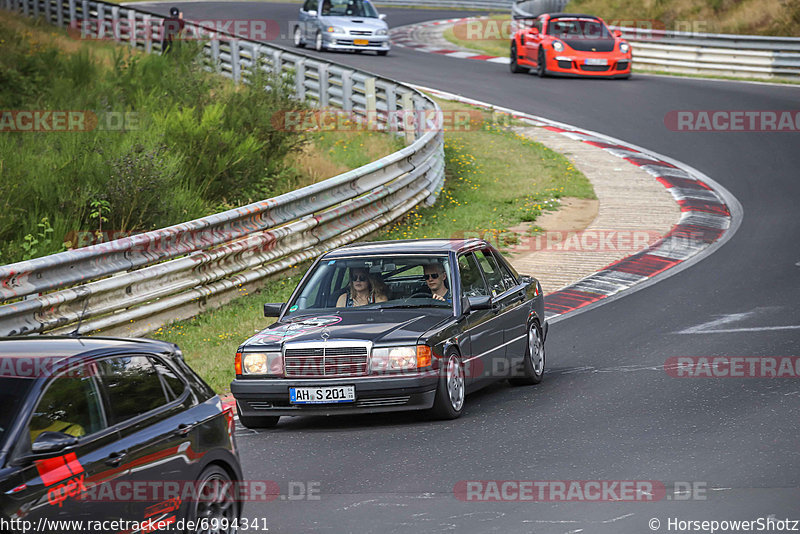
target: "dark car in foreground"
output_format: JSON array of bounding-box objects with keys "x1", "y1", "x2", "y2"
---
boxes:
[
  {"x1": 0, "y1": 337, "x2": 242, "y2": 533},
  {"x1": 232, "y1": 239, "x2": 547, "y2": 428},
  {"x1": 510, "y1": 13, "x2": 632, "y2": 78}
]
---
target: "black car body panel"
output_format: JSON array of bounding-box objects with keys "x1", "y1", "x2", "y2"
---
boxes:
[
  {"x1": 232, "y1": 239, "x2": 548, "y2": 421},
  {"x1": 0, "y1": 337, "x2": 242, "y2": 532}
]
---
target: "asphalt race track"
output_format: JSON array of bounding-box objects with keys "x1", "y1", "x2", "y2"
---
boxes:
[{"x1": 135, "y1": 3, "x2": 800, "y2": 531}]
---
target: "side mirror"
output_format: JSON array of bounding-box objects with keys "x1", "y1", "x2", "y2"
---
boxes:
[
  {"x1": 460, "y1": 295, "x2": 471, "y2": 315},
  {"x1": 614, "y1": 29, "x2": 622, "y2": 38},
  {"x1": 32, "y1": 431, "x2": 78, "y2": 454},
  {"x1": 308, "y1": 9, "x2": 317, "y2": 16},
  {"x1": 530, "y1": 27, "x2": 539, "y2": 35},
  {"x1": 520, "y1": 275, "x2": 533, "y2": 284},
  {"x1": 468, "y1": 295, "x2": 492, "y2": 311},
  {"x1": 263, "y1": 303, "x2": 286, "y2": 317},
  {"x1": 379, "y1": 13, "x2": 386, "y2": 20}
]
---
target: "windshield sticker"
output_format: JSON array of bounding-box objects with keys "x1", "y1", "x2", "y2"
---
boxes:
[{"x1": 254, "y1": 315, "x2": 343, "y2": 343}]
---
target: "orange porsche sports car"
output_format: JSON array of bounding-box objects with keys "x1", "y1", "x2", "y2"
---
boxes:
[{"x1": 510, "y1": 13, "x2": 632, "y2": 78}]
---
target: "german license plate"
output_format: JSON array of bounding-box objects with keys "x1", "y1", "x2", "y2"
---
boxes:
[
  {"x1": 584, "y1": 58, "x2": 608, "y2": 66},
  {"x1": 290, "y1": 385, "x2": 355, "y2": 404},
  {"x1": 353, "y1": 39, "x2": 369, "y2": 45}
]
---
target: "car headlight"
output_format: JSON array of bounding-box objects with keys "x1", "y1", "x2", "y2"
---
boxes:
[
  {"x1": 326, "y1": 26, "x2": 343, "y2": 33},
  {"x1": 371, "y1": 345, "x2": 432, "y2": 372},
  {"x1": 376, "y1": 29, "x2": 387, "y2": 36},
  {"x1": 552, "y1": 40, "x2": 564, "y2": 52},
  {"x1": 620, "y1": 42, "x2": 630, "y2": 53},
  {"x1": 237, "y1": 352, "x2": 283, "y2": 376}
]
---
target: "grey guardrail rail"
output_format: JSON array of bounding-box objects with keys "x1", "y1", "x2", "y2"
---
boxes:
[
  {"x1": 512, "y1": 0, "x2": 800, "y2": 79},
  {"x1": 0, "y1": 0, "x2": 445, "y2": 337}
]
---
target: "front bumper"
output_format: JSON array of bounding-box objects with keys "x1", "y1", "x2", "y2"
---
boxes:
[
  {"x1": 323, "y1": 32, "x2": 390, "y2": 51},
  {"x1": 232, "y1": 372, "x2": 438, "y2": 417},
  {"x1": 548, "y1": 54, "x2": 632, "y2": 77}
]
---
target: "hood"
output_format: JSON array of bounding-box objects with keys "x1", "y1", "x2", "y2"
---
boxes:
[
  {"x1": 241, "y1": 309, "x2": 450, "y2": 350},
  {"x1": 319, "y1": 15, "x2": 387, "y2": 32},
  {"x1": 561, "y1": 37, "x2": 616, "y2": 52}
]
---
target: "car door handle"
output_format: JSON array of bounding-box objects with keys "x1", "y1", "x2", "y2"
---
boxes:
[
  {"x1": 105, "y1": 451, "x2": 127, "y2": 467},
  {"x1": 175, "y1": 422, "x2": 196, "y2": 436}
]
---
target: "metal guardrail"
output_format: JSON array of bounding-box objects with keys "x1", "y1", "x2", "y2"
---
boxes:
[
  {"x1": 512, "y1": 0, "x2": 800, "y2": 79},
  {"x1": 0, "y1": 0, "x2": 446, "y2": 337},
  {"x1": 375, "y1": 0, "x2": 511, "y2": 9}
]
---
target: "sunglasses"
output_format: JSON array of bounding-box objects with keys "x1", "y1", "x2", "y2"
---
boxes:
[
  {"x1": 422, "y1": 273, "x2": 441, "y2": 280},
  {"x1": 351, "y1": 273, "x2": 368, "y2": 282}
]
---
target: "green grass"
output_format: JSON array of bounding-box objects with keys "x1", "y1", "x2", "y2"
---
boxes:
[
  {"x1": 150, "y1": 98, "x2": 594, "y2": 394},
  {"x1": 442, "y1": 15, "x2": 512, "y2": 58}
]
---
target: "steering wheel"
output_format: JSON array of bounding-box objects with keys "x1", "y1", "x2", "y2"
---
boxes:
[{"x1": 407, "y1": 292, "x2": 432, "y2": 300}]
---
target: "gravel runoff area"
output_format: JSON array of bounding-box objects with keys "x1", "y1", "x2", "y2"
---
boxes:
[{"x1": 503, "y1": 125, "x2": 680, "y2": 293}]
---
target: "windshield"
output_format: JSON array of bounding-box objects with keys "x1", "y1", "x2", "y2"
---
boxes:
[
  {"x1": 548, "y1": 18, "x2": 612, "y2": 39},
  {"x1": 322, "y1": 0, "x2": 379, "y2": 18},
  {"x1": 287, "y1": 255, "x2": 453, "y2": 312},
  {"x1": 0, "y1": 377, "x2": 34, "y2": 451}
]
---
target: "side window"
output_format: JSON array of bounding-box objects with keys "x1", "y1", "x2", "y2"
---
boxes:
[
  {"x1": 151, "y1": 357, "x2": 187, "y2": 402},
  {"x1": 475, "y1": 249, "x2": 508, "y2": 296},
  {"x1": 302, "y1": 0, "x2": 316, "y2": 12},
  {"x1": 493, "y1": 252, "x2": 518, "y2": 289},
  {"x1": 457, "y1": 253, "x2": 488, "y2": 297},
  {"x1": 97, "y1": 356, "x2": 170, "y2": 426},
  {"x1": 29, "y1": 364, "x2": 105, "y2": 442}
]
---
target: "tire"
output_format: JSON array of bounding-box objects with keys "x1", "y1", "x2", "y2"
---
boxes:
[
  {"x1": 509, "y1": 43, "x2": 527, "y2": 73},
  {"x1": 377, "y1": 50, "x2": 388, "y2": 56},
  {"x1": 293, "y1": 26, "x2": 305, "y2": 48},
  {"x1": 314, "y1": 31, "x2": 325, "y2": 52},
  {"x1": 187, "y1": 465, "x2": 239, "y2": 533},
  {"x1": 536, "y1": 47, "x2": 548, "y2": 78},
  {"x1": 431, "y1": 350, "x2": 465, "y2": 420},
  {"x1": 510, "y1": 321, "x2": 545, "y2": 386},
  {"x1": 237, "y1": 405, "x2": 280, "y2": 429}
]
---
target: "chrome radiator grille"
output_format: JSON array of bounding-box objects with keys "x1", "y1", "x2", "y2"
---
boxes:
[{"x1": 284, "y1": 345, "x2": 369, "y2": 377}]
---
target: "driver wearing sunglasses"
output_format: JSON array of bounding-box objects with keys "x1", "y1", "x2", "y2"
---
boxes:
[{"x1": 423, "y1": 263, "x2": 451, "y2": 303}]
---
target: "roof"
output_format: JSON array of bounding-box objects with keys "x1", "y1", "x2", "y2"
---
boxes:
[
  {"x1": 325, "y1": 238, "x2": 486, "y2": 257},
  {"x1": 0, "y1": 336, "x2": 176, "y2": 360},
  {"x1": 545, "y1": 13, "x2": 602, "y2": 20}
]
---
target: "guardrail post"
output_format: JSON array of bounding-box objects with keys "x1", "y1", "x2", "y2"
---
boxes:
[
  {"x1": 111, "y1": 6, "x2": 120, "y2": 42},
  {"x1": 295, "y1": 58, "x2": 306, "y2": 100},
  {"x1": 364, "y1": 77, "x2": 377, "y2": 130},
  {"x1": 68, "y1": 0, "x2": 75, "y2": 26},
  {"x1": 128, "y1": 9, "x2": 136, "y2": 47},
  {"x1": 210, "y1": 38, "x2": 220, "y2": 69},
  {"x1": 318, "y1": 64, "x2": 329, "y2": 107},
  {"x1": 143, "y1": 14, "x2": 152, "y2": 53},
  {"x1": 231, "y1": 39, "x2": 241, "y2": 83},
  {"x1": 56, "y1": 0, "x2": 64, "y2": 27},
  {"x1": 401, "y1": 92, "x2": 415, "y2": 144},
  {"x1": 31, "y1": 0, "x2": 37, "y2": 18},
  {"x1": 272, "y1": 50, "x2": 283, "y2": 76},
  {"x1": 97, "y1": 3, "x2": 106, "y2": 39},
  {"x1": 386, "y1": 84, "x2": 397, "y2": 136},
  {"x1": 341, "y1": 70, "x2": 353, "y2": 111}
]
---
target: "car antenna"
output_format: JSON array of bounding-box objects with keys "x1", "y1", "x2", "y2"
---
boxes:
[{"x1": 68, "y1": 298, "x2": 91, "y2": 341}]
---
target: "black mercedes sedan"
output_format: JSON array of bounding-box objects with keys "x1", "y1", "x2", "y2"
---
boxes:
[
  {"x1": 0, "y1": 337, "x2": 242, "y2": 533},
  {"x1": 232, "y1": 239, "x2": 548, "y2": 428}
]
